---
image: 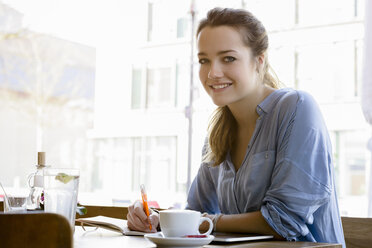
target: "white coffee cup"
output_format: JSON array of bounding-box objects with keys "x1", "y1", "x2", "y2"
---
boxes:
[{"x1": 159, "y1": 209, "x2": 213, "y2": 237}]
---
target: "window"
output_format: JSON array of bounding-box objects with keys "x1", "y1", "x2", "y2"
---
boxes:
[
  {"x1": 296, "y1": 42, "x2": 356, "y2": 103},
  {"x1": 146, "y1": 1, "x2": 174, "y2": 43},
  {"x1": 92, "y1": 136, "x2": 179, "y2": 204},
  {"x1": 91, "y1": 138, "x2": 133, "y2": 198},
  {"x1": 176, "y1": 17, "x2": 188, "y2": 39},
  {"x1": 131, "y1": 65, "x2": 175, "y2": 109},
  {"x1": 131, "y1": 136, "x2": 178, "y2": 194},
  {"x1": 355, "y1": 0, "x2": 365, "y2": 18},
  {"x1": 147, "y1": 67, "x2": 172, "y2": 108},
  {"x1": 147, "y1": 2, "x2": 153, "y2": 42},
  {"x1": 131, "y1": 68, "x2": 143, "y2": 109},
  {"x1": 269, "y1": 46, "x2": 295, "y2": 88},
  {"x1": 331, "y1": 130, "x2": 371, "y2": 216},
  {"x1": 0, "y1": 28, "x2": 94, "y2": 191},
  {"x1": 145, "y1": 0, "x2": 191, "y2": 43},
  {"x1": 298, "y1": 0, "x2": 355, "y2": 26},
  {"x1": 355, "y1": 39, "x2": 364, "y2": 97},
  {"x1": 245, "y1": 0, "x2": 295, "y2": 31}
]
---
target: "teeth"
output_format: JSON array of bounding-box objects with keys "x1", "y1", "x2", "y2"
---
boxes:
[{"x1": 211, "y1": 84, "x2": 230, "y2": 89}]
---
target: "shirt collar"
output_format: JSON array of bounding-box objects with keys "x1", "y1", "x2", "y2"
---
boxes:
[{"x1": 257, "y1": 88, "x2": 289, "y2": 115}]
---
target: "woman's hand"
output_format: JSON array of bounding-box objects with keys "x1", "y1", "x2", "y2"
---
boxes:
[{"x1": 127, "y1": 200, "x2": 159, "y2": 233}]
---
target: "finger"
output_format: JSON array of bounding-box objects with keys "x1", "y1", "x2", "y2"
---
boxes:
[
  {"x1": 128, "y1": 203, "x2": 134, "y2": 213},
  {"x1": 127, "y1": 214, "x2": 136, "y2": 230},
  {"x1": 148, "y1": 214, "x2": 159, "y2": 233},
  {"x1": 132, "y1": 211, "x2": 150, "y2": 230},
  {"x1": 127, "y1": 213, "x2": 148, "y2": 231},
  {"x1": 127, "y1": 203, "x2": 136, "y2": 220},
  {"x1": 127, "y1": 206, "x2": 134, "y2": 220},
  {"x1": 128, "y1": 200, "x2": 153, "y2": 232},
  {"x1": 129, "y1": 203, "x2": 152, "y2": 230},
  {"x1": 129, "y1": 201, "x2": 148, "y2": 222},
  {"x1": 141, "y1": 220, "x2": 156, "y2": 233},
  {"x1": 133, "y1": 201, "x2": 149, "y2": 221},
  {"x1": 150, "y1": 213, "x2": 159, "y2": 224}
]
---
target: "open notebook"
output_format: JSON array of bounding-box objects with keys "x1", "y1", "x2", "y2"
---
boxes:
[{"x1": 75, "y1": 216, "x2": 155, "y2": 236}]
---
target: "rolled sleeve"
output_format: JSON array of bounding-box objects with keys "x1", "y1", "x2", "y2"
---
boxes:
[{"x1": 261, "y1": 158, "x2": 331, "y2": 240}]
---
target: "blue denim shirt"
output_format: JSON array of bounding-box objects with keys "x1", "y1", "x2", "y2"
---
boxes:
[{"x1": 186, "y1": 88, "x2": 345, "y2": 247}]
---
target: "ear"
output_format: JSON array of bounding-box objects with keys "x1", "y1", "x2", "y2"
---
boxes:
[
  {"x1": 255, "y1": 54, "x2": 265, "y2": 71},
  {"x1": 258, "y1": 54, "x2": 265, "y2": 65}
]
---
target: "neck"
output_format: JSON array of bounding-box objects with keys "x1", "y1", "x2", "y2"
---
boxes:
[{"x1": 228, "y1": 85, "x2": 274, "y2": 129}]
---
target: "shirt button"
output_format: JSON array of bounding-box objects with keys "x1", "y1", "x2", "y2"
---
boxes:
[{"x1": 265, "y1": 153, "x2": 269, "y2": 159}]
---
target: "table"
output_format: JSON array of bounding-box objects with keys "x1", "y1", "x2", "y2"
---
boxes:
[{"x1": 74, "y1": 226, "x2": 342, "y2": 248}]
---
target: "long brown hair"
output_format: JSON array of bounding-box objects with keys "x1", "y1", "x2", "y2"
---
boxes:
[{"x1": 198, "y1": 8, "x2": 281, "y2": 166}]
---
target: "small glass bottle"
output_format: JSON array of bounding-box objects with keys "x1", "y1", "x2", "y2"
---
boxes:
[{"x1": 27, "y1": 152, "x2": 48, "y2": 210}]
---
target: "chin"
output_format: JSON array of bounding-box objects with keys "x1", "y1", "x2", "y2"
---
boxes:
[{"x1": 212, "y1": 100, "x2": 228, "y2": 107}]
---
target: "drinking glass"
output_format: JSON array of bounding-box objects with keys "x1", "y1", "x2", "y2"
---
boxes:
[
  {"x1": 4, "y1": 194, "x2": 28, "y2": 213},
  {"x1": 43, "y1": 168, "x2": 80, "y2": 229}
]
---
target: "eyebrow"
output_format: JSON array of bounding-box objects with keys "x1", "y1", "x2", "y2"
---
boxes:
[{"x1": 197, "y1": 50, "x2": 237, "y2": 56}]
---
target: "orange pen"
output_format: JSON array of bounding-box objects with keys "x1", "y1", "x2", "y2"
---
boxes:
[{"x1": 140, "y1": 184, "x2": 152, "y2": 230}]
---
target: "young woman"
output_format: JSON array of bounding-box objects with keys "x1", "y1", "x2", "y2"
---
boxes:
[{"x1": 127, "y1": 7, "x2": 345, "y2": 247}]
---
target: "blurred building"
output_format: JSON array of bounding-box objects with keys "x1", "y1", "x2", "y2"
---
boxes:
[
  {"x1": 1, "y1": 0, "x2": 370, "y2": 215},
  {"x1": 0, "y1": 3, "x2": 95, "y2": 192},
  {"x1": 90, "y1": 0, "x2": 370, "y2": 215}
]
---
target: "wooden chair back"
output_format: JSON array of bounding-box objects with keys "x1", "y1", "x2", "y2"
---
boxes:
[
  {"x1": 342, "y1": 216, "x2": 372, "y2": 248},
  {"x1": 0, "y1": 212, "x2": 72, "y2": 248}
]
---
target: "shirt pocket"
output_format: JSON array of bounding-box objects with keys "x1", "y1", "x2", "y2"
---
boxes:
[{"x1": 238, "y1": 150, "x2": 276, "y2": 211}]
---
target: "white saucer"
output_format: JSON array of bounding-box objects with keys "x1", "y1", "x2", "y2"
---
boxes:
[{"x1": 144, "y1": 233, "x2": 214, "y2": 247}]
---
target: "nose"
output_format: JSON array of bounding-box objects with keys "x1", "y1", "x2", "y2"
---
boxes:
[{"x1": 208, "y1": 62, "x2": 223, "y2": 79}]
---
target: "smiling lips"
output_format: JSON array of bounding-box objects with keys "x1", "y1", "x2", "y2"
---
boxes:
[{"x1": 209, "y1": 83, "x2": 232, "y2": 90}]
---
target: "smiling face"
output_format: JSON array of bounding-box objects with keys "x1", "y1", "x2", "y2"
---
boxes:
[{"x1": 197, "y1": 25, "x2": 263, "y2": 107}]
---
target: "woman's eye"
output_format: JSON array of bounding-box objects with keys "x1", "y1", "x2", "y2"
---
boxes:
[
  {"x1": 224, "y1": 56, "x2": 236, "y2": 62},
  {"x1": 198, "y1": 58, "x2": 208, "y2": 64}
]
